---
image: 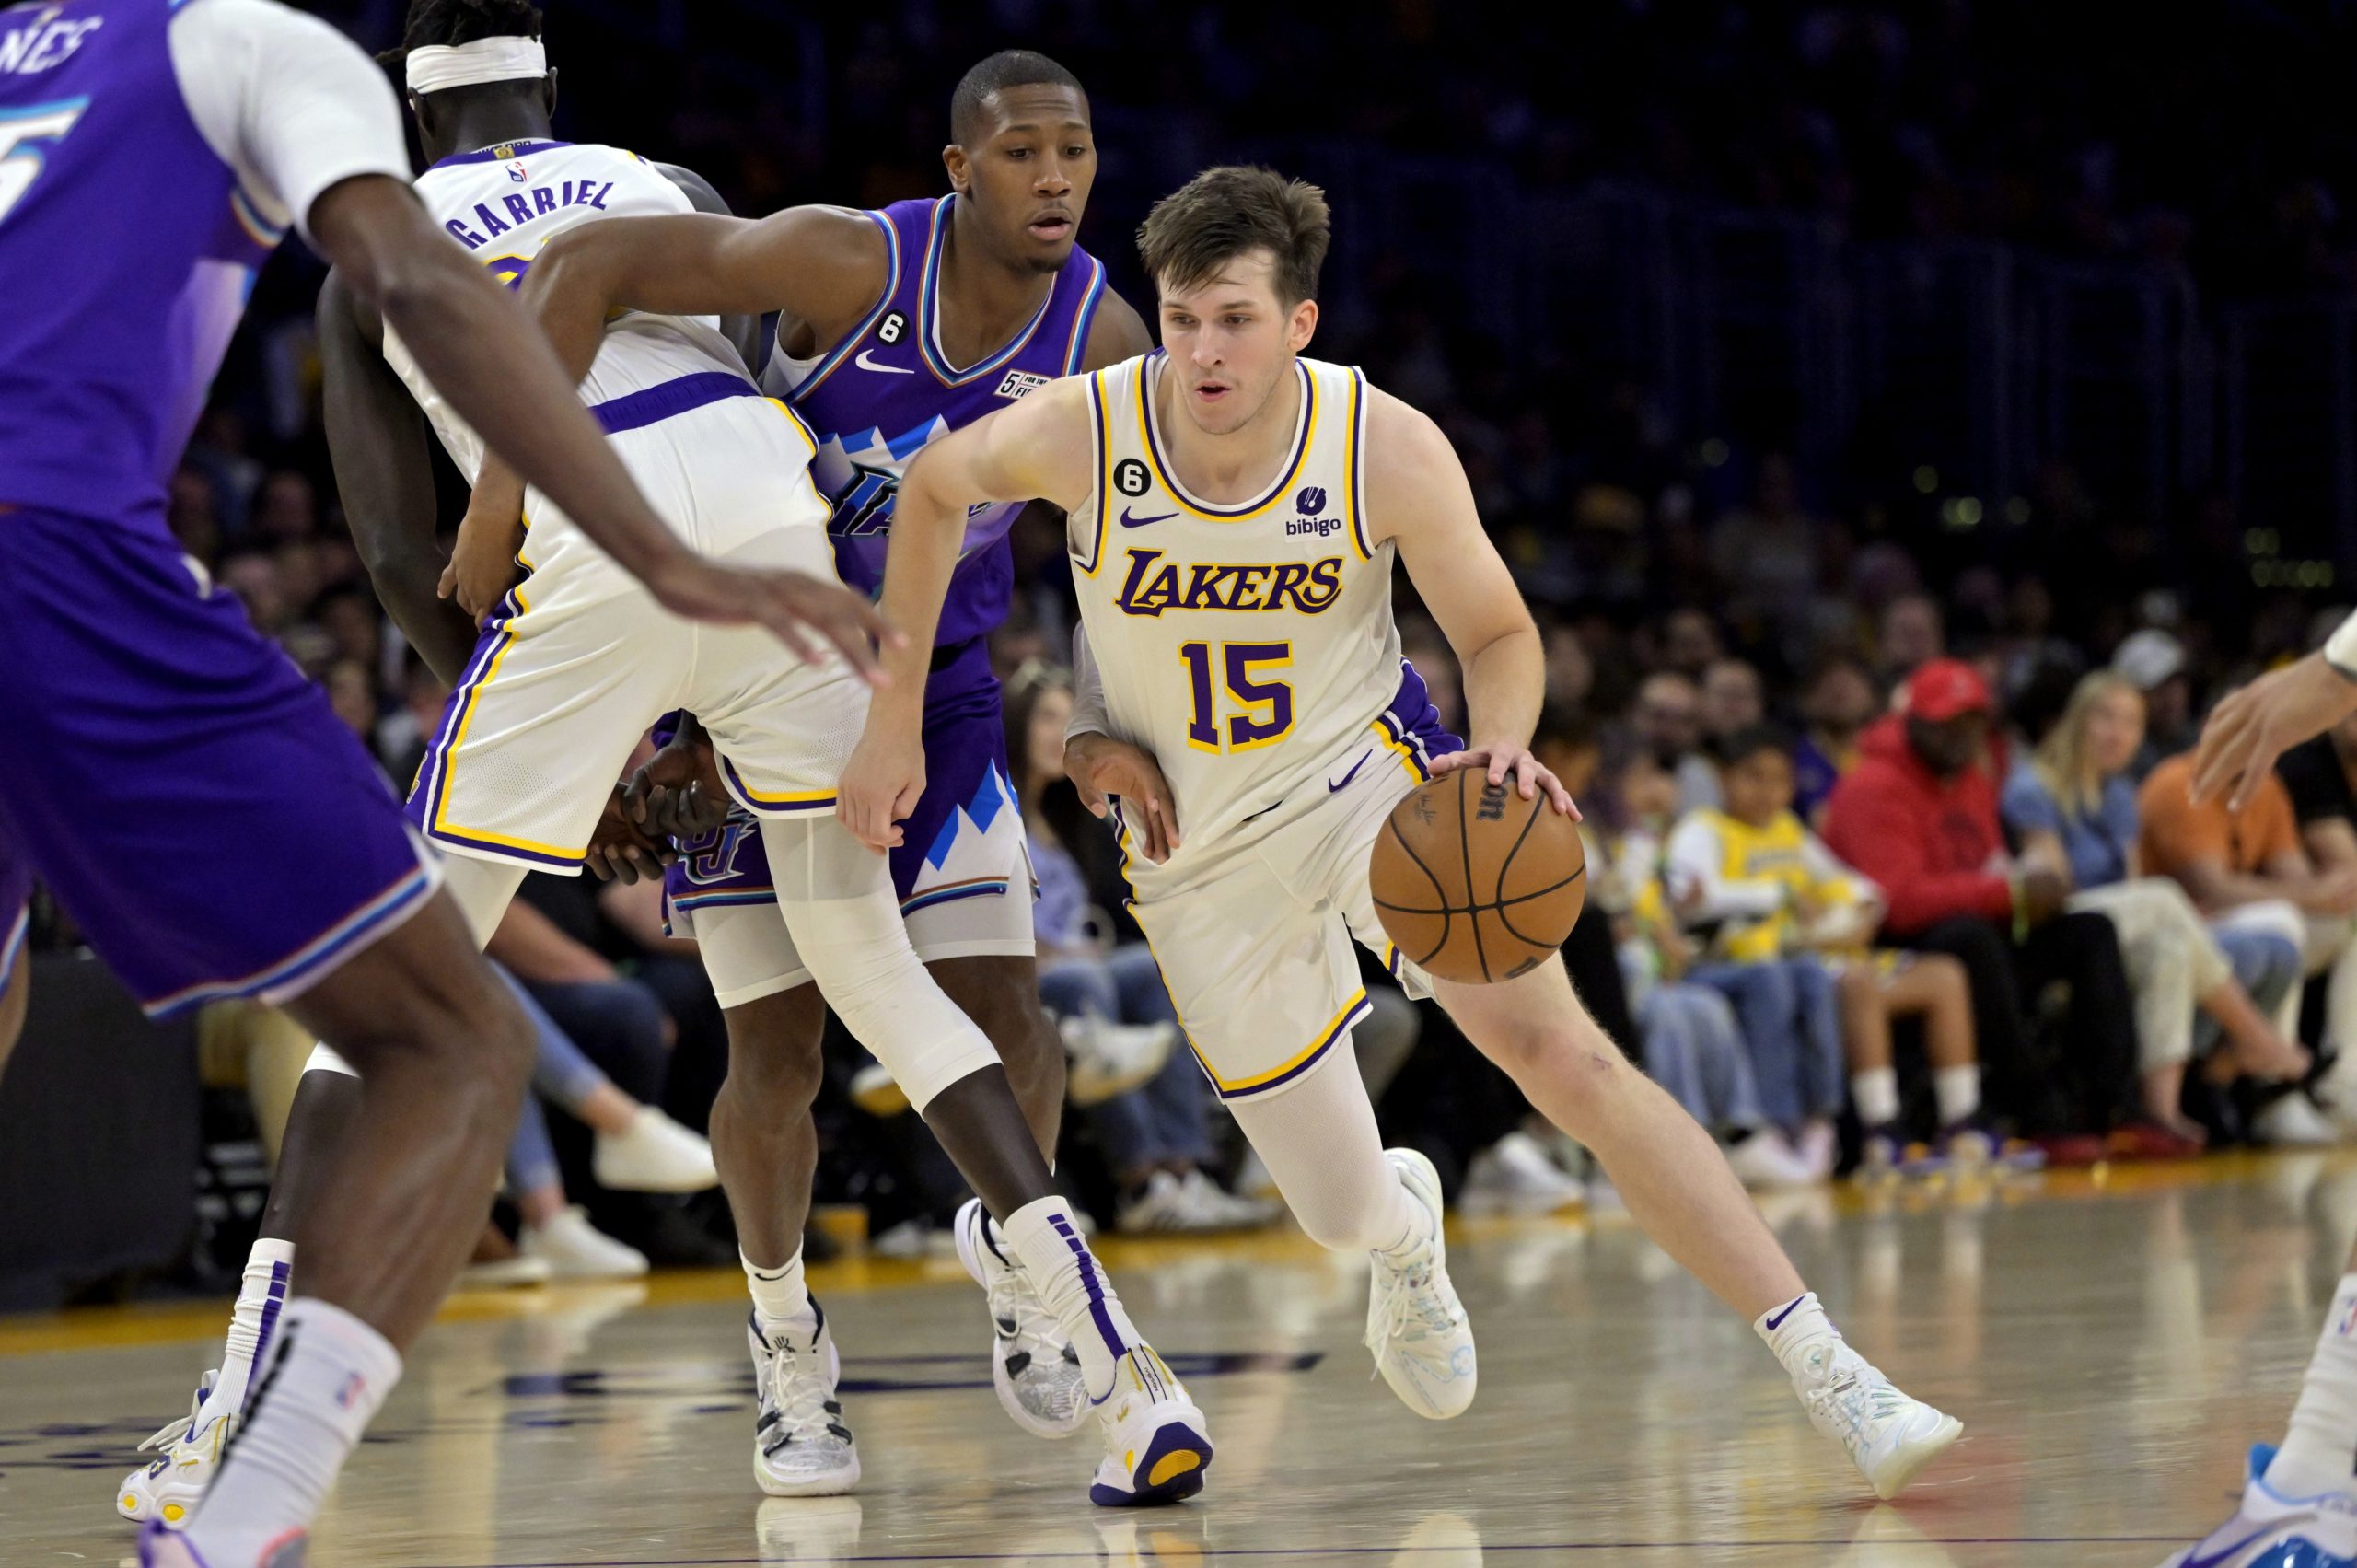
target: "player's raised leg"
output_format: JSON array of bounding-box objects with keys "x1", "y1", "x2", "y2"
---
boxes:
[
  {"x1": 1433, "y1": 955, "x2": 1963, "y2": 1499},
  {"x1": 754, "y1": 813, "x2": 1211, "y2": 1504}
]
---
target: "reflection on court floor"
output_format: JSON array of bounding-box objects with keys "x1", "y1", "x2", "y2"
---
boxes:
[{"x1": 4, "y1": 1152, "x2": 2344, "y2": 1566}]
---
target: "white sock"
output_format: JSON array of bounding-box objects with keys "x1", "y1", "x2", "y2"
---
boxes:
[
  {"x1": 1372, "y1": 1167, "x2": 1438, "y2": 1260},
  {"x1": 1002, "y1": 1195, "x2": 1143, "y2": 1399},
  {"x1": 2266, "y1": 1274, "x2": 2357, "y2": 1497},
  {"x1": 742, "y1": 1248, "x2": 812, "y2": 1333},
  {"x1": 1754, "y1": 1290, "x2": 1841, "y2": 1379},
  {"x1": 182, "y1": 1298, "x2": 401, "y2": 1567},
  {"x1": 1852, "y1": 1068, "x2": 1900, "y2": 1128},
  {"x1": 196, "y1": 1238, "x2": 295, "y2": 1432},
  {"x1": 1933, "y1": 1066, "x2": 1981, "y2": 1128}
]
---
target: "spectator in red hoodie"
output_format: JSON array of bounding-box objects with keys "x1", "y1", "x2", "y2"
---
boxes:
[{"x1": 1823, "y1": 660, "x2": 2142, "y2": 1156}]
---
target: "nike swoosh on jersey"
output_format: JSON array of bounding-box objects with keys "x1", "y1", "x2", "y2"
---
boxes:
[
  {"x1": 1120, "y1": 508, "x2": 1176, "y2": 528},
  {"x1": 854, "y1": 348, "x2": 913, "y2": 375},
  {"x1": 1329, "y1": 750, "x2": 1373, "y2": 792}
]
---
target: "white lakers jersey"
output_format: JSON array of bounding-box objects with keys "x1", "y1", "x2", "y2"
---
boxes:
[
  {"x1": 383, "y1": 139, "x2": 808, "y2": 573},
  {"x1": 1071, "y1": 352, "x2": 1414, "y2": 874}
]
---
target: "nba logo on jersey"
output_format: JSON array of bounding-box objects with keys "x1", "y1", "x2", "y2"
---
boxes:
[{"x1": 505, "y1": 160, "x2": 528, "y2": 182}]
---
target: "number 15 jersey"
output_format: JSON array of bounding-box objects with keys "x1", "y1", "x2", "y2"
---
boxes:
[{"x1": 1069, "y1": 351, "x2": 1446, "y2": 882}]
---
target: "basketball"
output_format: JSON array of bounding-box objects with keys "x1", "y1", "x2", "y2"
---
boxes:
[{"x1": 1370, "y1": 769, "x2": 1586, "y2": 985}]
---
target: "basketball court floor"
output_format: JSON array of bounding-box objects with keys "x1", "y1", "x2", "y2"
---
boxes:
[{"x1": 4, "y1": 1152, "x2": 2346, "y2": 1566}]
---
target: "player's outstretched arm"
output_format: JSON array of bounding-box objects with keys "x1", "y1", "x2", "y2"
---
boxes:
[
  {"x1": 307, "y1": 175, "x2": 897, "y2": 676},
  {"x1": 834, "y1": 380, "x2": 1098, "y2": 851},
  {"x1": 2194, "y1": 617, "x2": 2357, "y2": 809},
  {"x1": 649, "y1": 163, "x2": 764, "y2": 371},
  {"x1": 517, "y1": 206, "x2": 887, "y2": 386},
  {"x1": 316, "y1": 267, "x2": 479, "y2": 686},
  {"x1": 1368, "y1": 389, "x2": 1573, "y2": 818}
]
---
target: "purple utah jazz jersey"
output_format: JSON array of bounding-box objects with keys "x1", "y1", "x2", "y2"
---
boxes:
[
  {"x1": 0, "y1": 0, "x2": 281, "y2": 534},
  {"x1": 763, "y1": 193, "x2": 1107, "y2": 653}
]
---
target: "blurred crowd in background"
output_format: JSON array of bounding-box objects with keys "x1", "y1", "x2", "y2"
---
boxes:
[{"x1": 29, "y1": 0, "x2": 2357, "y2": 1283}]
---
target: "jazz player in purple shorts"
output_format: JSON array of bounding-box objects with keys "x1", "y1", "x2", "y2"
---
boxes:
[
  {"x1": 0, "y1": 3, "x2": 885, "y2": 1564},
  {"x1": 490, "y1": 49, "x2": 1160, "y2": 1470}
]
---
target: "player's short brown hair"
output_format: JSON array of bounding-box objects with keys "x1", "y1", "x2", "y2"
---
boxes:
[{"x1": 1135, "y1": 166, "x2": 1330, "y2": 307}]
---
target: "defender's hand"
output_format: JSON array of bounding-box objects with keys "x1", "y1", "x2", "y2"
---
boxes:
[
  {"x1": 1428, "y1": 745, "x2": 1580, "y2": 819},
  {"x1": 625, "y1": 730, "x2": 729, "y2": 841},
  {"x1": 1066, "y1": 734, "x2": 1182, "y2": 864},
  {"x1": 645, "y1": 555, "x2": 902, "y2": 683},
  {"x1": 585, "y1": 784, "x2": 670, "y2": 884},
  {"x1": 2194, "y1": 652, "x2": 2357, "y2": 811},
  {"x1": 837, "y1": 721, "x2": 925, "y2": 854}
]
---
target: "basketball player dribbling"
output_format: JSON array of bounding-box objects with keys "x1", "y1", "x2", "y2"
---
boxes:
[
  {"x1": 0, "y1": 0, "x2": 888, "y2": 1562},
  {"x1": 843, "y1": 164, "x2": 1963, "y2": 1499}
]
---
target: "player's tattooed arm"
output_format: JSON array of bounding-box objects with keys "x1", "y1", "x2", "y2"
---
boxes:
[
  {"x1": 1367, "y1": 389, "x2": 1573, "y2": 818},
  {"x1": 835, "y1": 379, "x2": 1099, "y2": 852},
  {"x1": 316, "y1": 266, "x2": 479, "y2": 686}
]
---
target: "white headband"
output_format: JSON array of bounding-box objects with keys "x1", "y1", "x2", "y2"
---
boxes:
[{"x1": 404, "y1": 37, "x2": 547, "y2": 95}]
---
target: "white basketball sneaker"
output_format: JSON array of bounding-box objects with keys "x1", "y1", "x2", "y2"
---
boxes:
[
  {"x1": 954, "y1": 1196, "x2": 1089, "y2": 1438},
  {"x1": 1790, "y1": 1337, "x2": 1962, "y2": 1499},
  {"x1": 2159, "y1": 1445, "x2": 2357, "y2": 1568},
  {"x1": 117, "y1": 1373, "x2": 226, "y2": 1527},
  {"x1": 1364, "y1": 1149, "x2": 1478, "y2": 1421},
  {"x1": 749, "y1": 1303, "x2": 859, "y2": 1496},
  {"x1": 1086, "y1": 1346, "x2": 1213, "y2": 1508}
]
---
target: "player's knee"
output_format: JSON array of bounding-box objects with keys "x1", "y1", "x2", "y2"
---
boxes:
[
  {"x1": 723, "y1": 1012, "x2": 825, "y2": 1113},
  {"x1": 1485, "y1": 1016, "x2": 1626, "y2": 1109},
  {"x1": 1835, "y1": 965, "x2": 1878, "y2": 1009}
]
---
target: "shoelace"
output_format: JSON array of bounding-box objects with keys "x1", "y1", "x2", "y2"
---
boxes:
[
  {"x1": 1364, "y1": 1250, "x2": 1458, "y2": 1367},
  {"x1": 758, "y1": 1337, "x2": 845, "y2": 1454},
  {"x1": 989, "y1": 1258, "x2": 1068, "y2": 1365},
  {"x1": 1801, "y1": 1355, "x2": 1905, "y2": 1449},
  {"x1": 135, "y1": 1382, "x2": 212, "y2": 1454}
]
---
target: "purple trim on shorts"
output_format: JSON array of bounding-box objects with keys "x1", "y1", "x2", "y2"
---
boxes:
[
  {"x1": 900, "y1": 877, "x2": 1011, "y2": 914},
  {"x1": 1211, "y1": 994, "x2": 1371, "y2": 1102},
  {"x1": 589, "y1": 372, "x2": 766, "y2": 436},
  {"x1": 408, "y1": 611, "x2": 515, "y2": 843},
  {"x1": 0, "y1": 904, "x2": 26, "y2": 979},
  {"x1": 141, "y1": 863, "x2": 436, "y2": 1020}
]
